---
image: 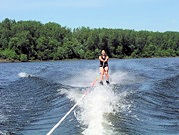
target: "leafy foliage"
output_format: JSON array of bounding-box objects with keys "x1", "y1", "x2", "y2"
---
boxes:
[{"x1": 0, "y1": 18, "x2": 178, "y2": 62}]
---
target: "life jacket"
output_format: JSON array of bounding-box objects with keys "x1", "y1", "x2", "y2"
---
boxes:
[{"x1": 100, "y1": 55, "x2": 108, "y2": 68}]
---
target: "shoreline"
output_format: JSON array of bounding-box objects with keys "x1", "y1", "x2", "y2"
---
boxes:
[
  {"x1": 0, "y1": 56, "x2": 178, "y2": 63},
  {"x1": 0, "y1": 58, "x2": 84, "y2": 63}
]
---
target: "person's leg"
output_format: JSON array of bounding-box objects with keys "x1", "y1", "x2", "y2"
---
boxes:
[
  {"x1": 99, "y1": 67, "x2": 104, "y2": 84},
  {"x1": 104, "y1": 66, "x2": 109, "y2": 81}
]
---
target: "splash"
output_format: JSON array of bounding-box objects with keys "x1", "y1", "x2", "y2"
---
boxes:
[
  {"x1": 62, "y1": 86, "x2": 118, "y2": 135},
  {"x1": 62, "y1": 69, "x2": 130, "y2": 87},
  {"x1": 79, "y1": 86, "x2": 118, "y2": 135},
  {"x1": 60, "y1": 70, "x2": 133, "y2": 135},
  {"x1": 18, "y1": 72, "x2": 31, "y2": 78}
]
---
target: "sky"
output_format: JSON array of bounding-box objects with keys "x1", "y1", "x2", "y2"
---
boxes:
[{"x1": 0, "y1": 0, "x2": 179, "y2": 32}]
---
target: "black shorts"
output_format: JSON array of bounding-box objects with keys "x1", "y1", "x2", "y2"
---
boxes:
[{"x1": 99, "y1": 63, "x2": 108, "y2": 68}]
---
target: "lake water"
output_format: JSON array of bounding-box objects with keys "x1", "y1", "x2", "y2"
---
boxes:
[{"x1": 0, "y1": 58, "x2": 179, "y2": 135}]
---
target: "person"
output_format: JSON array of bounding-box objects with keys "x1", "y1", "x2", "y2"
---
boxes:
[{"x1": 99, "y1": 50, "x2": 109, "y2": 85}]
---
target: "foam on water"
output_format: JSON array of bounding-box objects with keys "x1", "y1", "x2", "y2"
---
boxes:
[
  {"x1": 61, "y1": 70, "x2": 133, "y2": 135},
  {"x1": 62, "y1": 69, "x2": 100, "y2": 87},
  {"x1": 61, "y1": 86, "x2": 117, "y2": 135},
  {"x1": 62, "y1": 69, "x2": 130, "y2": 87},
  {"x1": 18, "y1": 72, "x2": 31, "y2": 78},
  {"x1": 79, "y1": 86, "x2": 118, "y2": 135}
]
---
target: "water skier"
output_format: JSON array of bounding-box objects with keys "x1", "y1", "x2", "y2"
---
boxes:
[{"x1": 99, "y1": 50, "x2": 110, "y2": 85}]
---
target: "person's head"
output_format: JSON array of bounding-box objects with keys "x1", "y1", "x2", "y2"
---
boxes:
[{"x1": 101, "y1": 50, "x2": 106, "y2": 55}]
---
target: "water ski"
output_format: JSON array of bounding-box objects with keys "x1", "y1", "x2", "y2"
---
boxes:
[
  {"x1": 106, "y1": 80, "x2": 110, "y2": 85},
  {"x1": 99, "y1": 81, "x2": 103, "y2": 85},
  {"x1": 99, "y1": 80, "x2": 110, "y2": 85}
]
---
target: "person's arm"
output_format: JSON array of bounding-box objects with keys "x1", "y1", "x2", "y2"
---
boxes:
[
  {"x1": 104, "y1": 56, "x2": 109, "y2": 62},
  {"x1": 99, "y1": 56, "x2": 105, "y2": 62}
]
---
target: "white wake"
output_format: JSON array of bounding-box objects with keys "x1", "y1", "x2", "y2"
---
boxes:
[
  {"x1": 18, "y1": 72, "x2": 32, "y2": 78},
  {"x1": 60, "y1": 70, "x2": 133, "y2": 135}
]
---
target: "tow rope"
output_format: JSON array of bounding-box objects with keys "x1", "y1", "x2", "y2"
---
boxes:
[{"x1": 46, "y1": 77, "x2": 98, "y2": 135}]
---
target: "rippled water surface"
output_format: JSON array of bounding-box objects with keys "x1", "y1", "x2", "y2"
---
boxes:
[{"x1": 0, "y1": 58, "x2": 179, "y2": 135}]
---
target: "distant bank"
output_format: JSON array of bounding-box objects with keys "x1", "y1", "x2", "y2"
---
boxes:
[
  {"x1": 0, "y1": 18, "x2": 179, "y2": 62},
  {"x1": 1, "y1": 57, "x2": 178, "y2": 63}
]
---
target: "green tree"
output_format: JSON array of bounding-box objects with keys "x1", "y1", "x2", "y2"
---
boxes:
[
  {"x1": 0, "y1": 18, "x2": 179, "y2": 61},
  {"x1": 142, "y1": 44, "x2": 157, "y2": 57},
  {"x1": 20, "y1": 54, "x2": 28, "y2": 62},
  {"x1": 0, "y1": 49, "x2": 18, "y2": 60}
]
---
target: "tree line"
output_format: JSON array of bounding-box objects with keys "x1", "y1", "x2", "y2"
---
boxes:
[{"x1": 0, "y1": 18, "x2": 178, "y2": 62}]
